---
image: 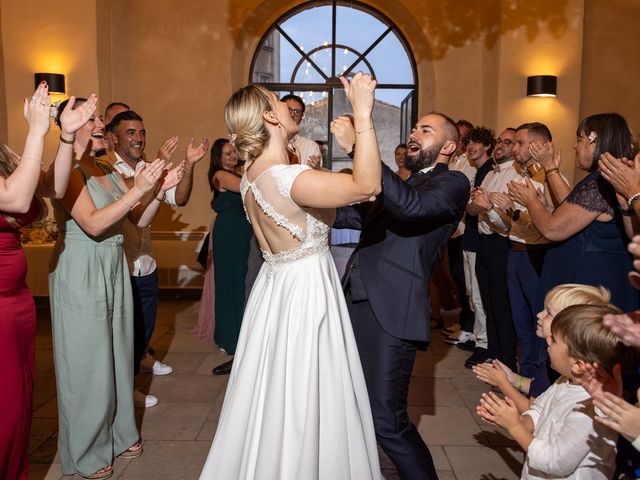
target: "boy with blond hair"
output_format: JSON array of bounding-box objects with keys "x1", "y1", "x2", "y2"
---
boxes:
[
  {"x1": 478, "y1": 303, "x2": 636, "y2": 480},
  {"x1": 473, "y1": 284, "x2": 611, "y2": 412}
]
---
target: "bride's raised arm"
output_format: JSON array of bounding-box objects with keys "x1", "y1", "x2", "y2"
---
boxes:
[{"x1": 290, "y1": 73, "x2": 381, "y2": 209}]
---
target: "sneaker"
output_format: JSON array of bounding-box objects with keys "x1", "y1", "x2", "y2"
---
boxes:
[
  {"x1": 134, "y1": 390, "x2": 158, "y2": 408},
  {"x1": 140, "y1": 354, "x2": 173, "y2": 376},
  {"x1": 464, "y1": 348, "x2": 491, "y2": 369},
  {"x1": 456, "y1": 338, "x2": 476, "y2": 352},
  {"x1": 443, "y1": 330, "x2": 473, "y2": 345}
]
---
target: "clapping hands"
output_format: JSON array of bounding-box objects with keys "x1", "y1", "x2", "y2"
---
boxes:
[
  {"x1": 530, "y1": 141, "x2": 560, "y2": 171},
  {"x1": 134, "y1": 159, "x2": 168, "y2": 193},
  {"x1": 160, "y1": 161, "x2": 186, "y2": 192},
  {"x1": 599, "y1": 152, "x2": 640, "y2": 200},
  {"x1": 507, "y1": 177, "x2": 545, "y2": 207},
  {"x1": 185, "y1": 137, "x2": 210, "y2": 165},
  {"x1": 24, "y1": 82, "x2": 51, "y2": 136},
  {"x1": 476, "y1": 391, "x2": 520, "y2": 430},
  {"x1": 472, "y1": 359, "x2": 514, "y2": 388},
  {"x1": 60, "y1": 94, "x2": 98, "y2": 137}
]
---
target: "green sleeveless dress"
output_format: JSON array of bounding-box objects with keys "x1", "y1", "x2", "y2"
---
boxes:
[
  {"x1": 212, "y1": 189, "x2": 253, "y2": 354},
  {"x1": 49, "y1": 160, "x2": 139, "y2": 477}
]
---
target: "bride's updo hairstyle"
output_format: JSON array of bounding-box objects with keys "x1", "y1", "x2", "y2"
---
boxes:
[{"x1": 225, "y1": 84, "x2": 275, "y2": 164}]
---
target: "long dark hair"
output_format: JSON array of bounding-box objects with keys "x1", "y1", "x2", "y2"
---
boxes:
[
  {"x1": 577, "y1": 113, "x2": 633, "y2": 172},
  {"x1": 208, "y1": 138, "x2": 230, "y2": 191}
]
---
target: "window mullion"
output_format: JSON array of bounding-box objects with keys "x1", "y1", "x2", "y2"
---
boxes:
[{"x1": 276, "y1": 26, "x2": 329, "y2": 81}]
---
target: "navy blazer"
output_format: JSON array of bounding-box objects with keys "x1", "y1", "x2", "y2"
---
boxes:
[{"x1": 335, "y1": 162, "x2": 470, "y2": 342}]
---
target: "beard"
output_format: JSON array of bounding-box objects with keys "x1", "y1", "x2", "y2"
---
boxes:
[{"x1": 405, "y1": 142, "x2": 441, "y2": 172}]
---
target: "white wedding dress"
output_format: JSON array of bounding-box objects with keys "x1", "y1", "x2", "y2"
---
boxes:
[{"x1": 200, "y1": 164, "x2": 381, "y2": 480}]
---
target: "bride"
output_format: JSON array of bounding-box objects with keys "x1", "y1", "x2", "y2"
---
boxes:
[{"x1": 199, "y1": 73, "x2": 382, "y2": 479}]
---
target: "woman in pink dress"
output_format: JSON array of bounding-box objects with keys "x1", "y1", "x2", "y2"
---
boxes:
[{"x1": 0, "y1": 83, "x2": 97, "y2": 480}]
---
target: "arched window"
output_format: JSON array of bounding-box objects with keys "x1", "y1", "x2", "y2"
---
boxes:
[{"x1": 250, "y1": 1, "x2": 418, "y2": 170}]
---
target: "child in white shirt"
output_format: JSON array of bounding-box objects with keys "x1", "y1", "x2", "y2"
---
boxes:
[{"x1": 477, "y1": 303, "x2": 636, "y2": 479}]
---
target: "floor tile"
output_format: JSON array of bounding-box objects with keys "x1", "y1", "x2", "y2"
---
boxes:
[
  {"x1": 30, "y1": 297, "x2": 526, "y2": 479},
  {"x1": 445, "y1": 445, "x2": 524, "y2": 480},
  {"x1": 139, "y1": 402, "x2": 213, "y2": 441}
]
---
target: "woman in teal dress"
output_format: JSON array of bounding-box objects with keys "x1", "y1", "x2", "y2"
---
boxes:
[
  {"x1": 49, "y1": 99, "x2": 183, "y2": 479},
  {"x1": 207, "y1": 138, "x2": 252, "y2": 375}
]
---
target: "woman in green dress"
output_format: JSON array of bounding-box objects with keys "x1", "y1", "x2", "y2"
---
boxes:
[
  {"x1": 208, "y1": 138, "x2": 252, "y2": 375},
  {"x1": 49, "y1": 99, "x2": 184, "y2": 479}
]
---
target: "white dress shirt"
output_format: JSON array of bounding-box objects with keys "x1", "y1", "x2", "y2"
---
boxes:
[
  {"x1": 477, "y1": 160, "x2": 547, "y2": 244},
  {"x1": 522, "y1": 380, "x2": 617, "y2": 480},
  {"x1": 449, "y1": 153, "x2": 476, "y2": 237},
  {"x1": 112, "y1": 152, "x2": 178, "y2": 276},
  {"x1": 290, "y1": 134, "x2": 321, "y2": 166}
]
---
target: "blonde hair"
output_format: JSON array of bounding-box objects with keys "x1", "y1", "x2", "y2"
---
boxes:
[
  {"x1": 551, "y1": 303, "x2": 637, "y2": 375},
  {"x1": 0, "y1": 144, "x2": 46, "y2": 227},
  {"x1": 224, "y1": 84, "x2": 274, "y2": 164},
  {"x1": 544, "y1": 283, "x2": 611, "y2": 312}
]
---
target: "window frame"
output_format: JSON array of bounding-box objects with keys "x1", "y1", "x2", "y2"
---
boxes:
[{"x1": 249, "y1": 0, "x2": 419, "y2": 169}]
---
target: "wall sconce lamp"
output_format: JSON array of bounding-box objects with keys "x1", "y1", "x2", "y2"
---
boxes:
[
  {"x1": 527, "y1": 75, "x2": 557, "y2": 97},
  {"x1": 34, "y1": 73, "x2": 65, "y2": 95}
]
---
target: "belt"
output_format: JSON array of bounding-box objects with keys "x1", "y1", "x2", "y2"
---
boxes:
[{"x1": 510, "y1": 241, "x2": 547, "y2": 252}]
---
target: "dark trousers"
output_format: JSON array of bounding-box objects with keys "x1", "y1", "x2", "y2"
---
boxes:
[
  {"x1": 507, "y1": 247, "x2": 547, "y2": 377},
  {"x1": 448, "y1": 236, "x2": 474, "y2": 332},
  {"x1": 475, "y1": 235, "x2": 517, "y2": 371},
  {"x1": 131, "y1": 270, "x2": 160, "y2": 376},
  {"x1": 244, "y1": 237, "x2": 263, "y2": 307},
  {"x1": 345, "y1": 289, "x2": 439, "y2": 480}
]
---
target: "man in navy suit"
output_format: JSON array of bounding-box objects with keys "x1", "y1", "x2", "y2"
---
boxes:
[{"x1": 333, "y1": 112, "x2": 470, "y2": 479}]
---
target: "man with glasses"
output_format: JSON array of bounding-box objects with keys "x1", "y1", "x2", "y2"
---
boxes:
[
  {"x1": 281, "y1": 94, "x2": 322, "y2": 168},
  {"x1": 466, "y1": 127, "x2": 517, "y2": 370}
]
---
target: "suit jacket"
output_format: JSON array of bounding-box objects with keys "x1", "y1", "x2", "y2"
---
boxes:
[{"x1": 335, "y1": 162, "x2": 470, "y2": 342}]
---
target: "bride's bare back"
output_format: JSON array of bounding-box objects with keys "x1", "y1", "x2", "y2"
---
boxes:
[{"x1": 241, "y1": 163, "x2": 335, "y2": 259}]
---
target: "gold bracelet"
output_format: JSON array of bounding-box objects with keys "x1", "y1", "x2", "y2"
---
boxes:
[
  {"x1": 59, "y1": 135, "x2": 75, "y2": 145},
  {"x1": 516, "y1": 375, "x2": 525, "y2": 392},
  {"x1": 355, "y1": 126, "x2": 374, "y2": 134},
  {"x1": 122, "y1": 197, "x2": 134, "y2": 210},
  {"x1": 545, "y1": 167, "x2": 559, "y2": 176}
]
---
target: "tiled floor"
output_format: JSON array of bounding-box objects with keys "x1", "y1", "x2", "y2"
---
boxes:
[{"x1": 29, "y1": 299, "x2": 524, "y2": 480}]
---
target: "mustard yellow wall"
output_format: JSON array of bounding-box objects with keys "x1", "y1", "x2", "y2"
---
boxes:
[
  {"x1": 1, "y1": 0, "x2": 637, "y2": 232},
  {"x1": 580, "y1": 0, "x2": 640, "y2": 135},
  {"x1": 1, "y1": 0, "x2": 100, "y2": 170}
]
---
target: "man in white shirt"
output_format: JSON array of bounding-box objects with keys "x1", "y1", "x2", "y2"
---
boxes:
[
  {"x1": 104, "y1": 102, "x2": 129, "y2": 151},
  {"x1": 492, "y1": 123, "x2": 554, "y2": 377},
  {"x1": 281, "y1": 94, "x2": 322, "y2": 168},
  {"x1": 466, "y1": 127, "x2": 517, "y2": 371},
  {"x1": 108, "y1": 110, "x2": 208, "y2": 407},
  {"x1": 445, "y1": 120, "x2": 477, "y2": 345}
]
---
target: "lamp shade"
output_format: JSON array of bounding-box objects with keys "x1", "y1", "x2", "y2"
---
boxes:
[
  {"x1": 527, "y1": 75, "x2": 557, "y2": 97},
  {"x1": 34, "y1": 73, "x2": 65, "y2": 94}
]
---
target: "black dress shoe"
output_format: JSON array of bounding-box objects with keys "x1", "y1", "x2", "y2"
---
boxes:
[
  {"x1": 456, "y1": 338, "x2": 476, "y2": 352},
  {"x1": 464, "y1": 348, "x2": 490, "y2": 369},
  {"x1": 212, "y1": 358, "x2": 233, "y2": 375}
]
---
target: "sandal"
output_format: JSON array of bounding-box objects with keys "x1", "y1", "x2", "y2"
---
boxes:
[
  {"x1": 78, "y1": 466, "x2": 113, "y2": 479},
  {"x1": 119, "y1": 440, "x2": 144, "y2": 459}
]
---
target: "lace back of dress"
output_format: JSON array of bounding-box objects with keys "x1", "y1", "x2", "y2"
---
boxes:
[{"x1": 242, "y1": 164, "x2": 334, "y2": 265}]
